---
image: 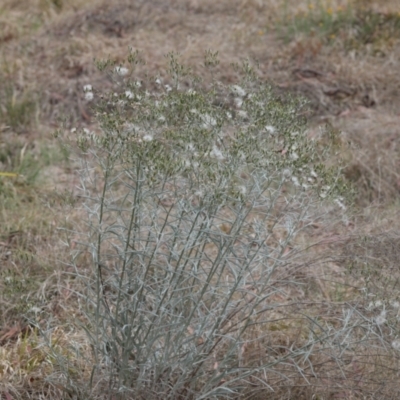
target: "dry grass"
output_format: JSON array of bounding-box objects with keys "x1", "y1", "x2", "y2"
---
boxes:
[{"x1": 1, "y1": 0, "x2": 400, "y2": 398}]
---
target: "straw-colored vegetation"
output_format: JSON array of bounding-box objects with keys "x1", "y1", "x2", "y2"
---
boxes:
[{"x1": 1, "y1": 0, "x2": 400, "y2": 399}]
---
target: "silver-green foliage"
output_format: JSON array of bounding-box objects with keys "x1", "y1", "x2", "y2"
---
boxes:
[{"x1": 71, "y1": 52, "x2": 351, "y2": 399}]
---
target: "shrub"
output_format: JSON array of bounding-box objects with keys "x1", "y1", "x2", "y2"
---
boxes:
[{"x1": 61, "y1": 52, "x2": 393, "y2": 399}]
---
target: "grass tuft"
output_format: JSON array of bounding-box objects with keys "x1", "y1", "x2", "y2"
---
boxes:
[{"x1": 278, "y1": 1, "x2": 400, "y2": 55}]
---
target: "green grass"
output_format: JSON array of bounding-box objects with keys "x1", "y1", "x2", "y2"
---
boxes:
[
  {"x1": 0, "y1": 86, "x2": 37, "y2": 134},
  {"x1": 277, "y1": 2, "x2": 400, "y2": 55},
  {"x1": 0, "y1": 134, "x2": 70, "y2": 323}
]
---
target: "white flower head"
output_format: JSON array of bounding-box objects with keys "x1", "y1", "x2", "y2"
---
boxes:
[
  {"x1": 232, "y1": 85, "x2": 246, "y2": 98},
  {"x1": 390, "y1": 300, "x2": 400, "y2": 309},
  {"x1": 234, "y1": 97, "x2": 243, "y2": 108},
  {"x1": 210, "y1": 145, "x2": 225, "y2": 161},
  {"x1": 319, "y1": 185, "x2": 331, "y2": 199},
  {"x1": 186, "y1": 143, "x2": 195, "y2": 152},
  {"x1": 291, "y1": 176, "x2": 300, "y2": 186},
  {"x1": 165, "y1": 84, "x2": 172, "y2": 92},
  {"x1": 265, "y1": 125, "x2": 276, "y2": 134},
  {"x1": 83, "y1": 84, "x2": 92, "y2": 92},
  {"x1": 123, "y1": 123, "x2": 140, "y2": 135},
  {"x1": 155, "y1": 78, "x2": 162, "y2": 85},
  {"x1": 115, "y1": 66, "x2": 129, "y2": 76},
  {"x1": 368, "y1": 300, "x2": 383, "y2": 310},
  {"x1": 125, "y1": 90, "x2": 134, "y2": 99},
  {"x1": 238, "y1": 185, "x2": 247, "y2": 195},
  {"x1": 334, "y1": 198, "x2": 347, "y2": 211},
  {"x1": 237, "y1": 110, "x2": 248, "y2": 119},
  {"x1": 200, "y1": 113, "x2": 217, "y2": 128},
  {"x1": 283, "y1": 168, "x2": 291, "y2": 177},
  {"x1": 375, "y1": 310, "x2": 386, "y2": 326},
  {"x1": 392, "y1": 340, "x2": 400, "y2": 351},
  {"x1": 143, "y1": 134, "x2": 153, "y2": 142},
  {"x1": 195, "y1": 190, "x2": 203, "y2": 197},
  {"x1": 85, "y1": 91, "x2": 94, "y2": 101}
]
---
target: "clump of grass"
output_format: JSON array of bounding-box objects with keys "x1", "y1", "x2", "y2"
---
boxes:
[
  {"x1": 277, "y1": 1, "x2": 400, "y2": 55},
  {"x1": 0, "y1": 70, "x2": 37, "y2": 134},
  {"x1": 0, "y1": 324, "x2": 94, "y2": 399},
  {"x1": 279, "y1": 2, "x2": 354, "y2": 44},
  {"x1": 0, "y1": 139, "x2": 68, "y2": 194},
  {"x1": 0, "y1": 133, "x2": 70, "y2": 327},
  {"x1": 54, "y1": 51, "x2": 400, "y2": 399},
  {"x1": 0, "y1": 179, "x2": 52, "y2": 323},
  {"x1": 349, "y1": 10, "x2": 400, "y2": 53},
  {"x1": 344, "y1": 232, "x2": 400, "y2": 304},
  {"x1": 342, "y1": 116, "x2": 400, "y2": 207},
  {"x1": 39, "y1": 0, "x2": 64, "y2": 13},
  {"x1": 0, "y1": 264, "x2": 38, "y2": 315}
]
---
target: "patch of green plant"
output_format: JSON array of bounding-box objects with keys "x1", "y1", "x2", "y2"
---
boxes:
[
  {"x1": 277, "y1": 2, "x2": 400, "y2": 54},
  {"x1": 0, "y1": 138, "x2": 69, "y2": 321},
  {"x1": 0, "y1": 140, "x2": 68, "y2": 196},
  {"x1": 38, "y1": 0, "x2": 64, "y2": 14},
  {"x1": 278, "y1": 2, "x2": 354, "y2": 44},
  {"x1": 0, "y1": 81, "x2": 37, "y2": 134},
  {"x1": 0, "y1": 266, "x2": 38, "y2": 316},
  {"x1": 0, "y1": 217, "x2": 56, "y2": 324},
  {"x1": 346, "y1": 10, "x2": 400, "y2": 54},
  {"x1": 0, "y1": 325, "x2": 88, "y2": 400}
]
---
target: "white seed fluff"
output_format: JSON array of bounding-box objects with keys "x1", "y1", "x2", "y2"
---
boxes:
[
  {"x1": 125, "y1": 90, "x2": 134, "y2": 99},
  {"x1": 265, "y1": 125, "x2": 276, "y2": 134},
  {"x1": 143, "y1": 134, "x2": 153, "y2": 142},
  {"x1": 392, "y1": 340, "x2": 400, "y2": 351},
  {"x1": 232, "y1": 85, "x2": 246, "y2": 98},
  {"x1": 115, "y1": 66, "x2": 129, "y2": 76},
  {"x1": 85, "y1": 91, "x2": 94, "y2": 101},
  {"x1": 375, "y1": 310, "x2": 386, "y2": 326},
  {"x1": 210, "y1": 146, "x2": 225, "y2": 161}
]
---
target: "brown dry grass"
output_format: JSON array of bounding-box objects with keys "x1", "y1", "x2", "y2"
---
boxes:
[{"x1": 1, "y1": 0, "x2": 400, "y2": 398}]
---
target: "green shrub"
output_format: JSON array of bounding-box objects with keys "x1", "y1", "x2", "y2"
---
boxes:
[{"x1": 61, "y1": 52, "x2": 392, "y2": 399}]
